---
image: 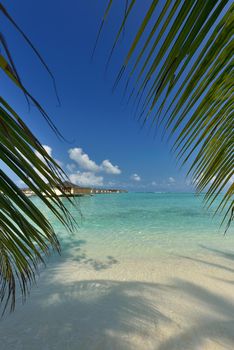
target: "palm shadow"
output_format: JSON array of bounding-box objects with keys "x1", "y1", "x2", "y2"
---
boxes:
[
  {"x1": 199, "y1": 244, "x2": 234, "y2": 261},
  {"x1": 52, "y1": 237, "x2": 119, "y2": 271},
  {"x1": 177, "y1": 254, "x2": 234, "y2": 273},
  {"x1": 1, "y1": 241, "x2": 234, "y2": 349},
  {"x1": 0, "y1": 276, "x2": 171, "y2": 350},
  {"x1": 157, "y1": 278, "x2": 234, "y2": 350},
  {"x1": 158, "y1": 245, "x2": 234, "y2": 349}
]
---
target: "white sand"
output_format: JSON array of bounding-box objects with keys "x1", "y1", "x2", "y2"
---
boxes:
[{"x1": 1, "y1": 247, "x2": 234, "y2": 350}]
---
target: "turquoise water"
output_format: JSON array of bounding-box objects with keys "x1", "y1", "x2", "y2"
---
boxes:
[{"x1": 33, "y1": 193, "x2": 234, "y2": 261}]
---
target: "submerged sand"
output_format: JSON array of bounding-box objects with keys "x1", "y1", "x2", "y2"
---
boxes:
[{"x1": 1, "y1": 246, "x2": 234, "y2": 350}]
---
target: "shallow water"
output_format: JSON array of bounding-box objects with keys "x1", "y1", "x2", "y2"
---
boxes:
[
  {"x1": 36, "y1": 192, "x2": 234, "y2": 261},
  {"x1": 1, "y1": 193, "x2": 234, "y2": 350}
]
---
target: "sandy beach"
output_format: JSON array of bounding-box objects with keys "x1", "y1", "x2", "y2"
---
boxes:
[
  {"x1": 1, "y1": 0, "x2": 233, "y2": 348},
  {"x1": 1, "y1": 244, "x2": 234, "y2": 350}
]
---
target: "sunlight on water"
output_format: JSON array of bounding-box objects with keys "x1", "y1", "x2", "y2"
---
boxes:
[
  {"x1": 32, "y1": 193, "x2": 234, "y2": 262},
  {"x1": 1, "y1": 194, "x2": 234, "y2": 350}
]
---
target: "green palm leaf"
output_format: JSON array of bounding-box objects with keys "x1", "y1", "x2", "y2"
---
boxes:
[
  {"x1": 0, "y1": 5, "x2": 75, "y2": 313},
  {"x1": 97, "y1": 0, "x2": 233, "y2": 229}
]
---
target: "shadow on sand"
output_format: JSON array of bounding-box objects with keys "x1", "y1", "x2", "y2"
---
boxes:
[
  {"x1": 157, "y1": 278, "x2": 234, "y2": 350},
  {"x1": 0, "y1": 244, "x2": 234, "y2": 349},
  {"x1": 53, "y1": 238, "x2": 119, "y2": 271},
  {"x1": 199, "y1": 244, "x2": 234, "y2": 261},
  {"x1": 0, "y1": 278, "x2": 171, "y2": 350}
]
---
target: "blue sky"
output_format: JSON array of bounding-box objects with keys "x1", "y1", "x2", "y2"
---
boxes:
[{"x1": 2, "y1": 0, "x2": 198, "y2": 192}]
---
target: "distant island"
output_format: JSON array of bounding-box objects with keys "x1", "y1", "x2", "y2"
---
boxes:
[{"x1": 22, "y1": 181, "x2": 127, "y2": 197}]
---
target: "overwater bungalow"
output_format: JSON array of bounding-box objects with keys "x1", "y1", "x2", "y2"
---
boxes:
[
  {"x1": 22, "y1": 181, "x2": 127, "y2": 197},
  {"x1": 51, "y1": 181, "x2": 93, "y2": 196}
]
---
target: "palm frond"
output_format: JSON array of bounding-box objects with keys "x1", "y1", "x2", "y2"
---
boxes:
[
  {"x1": 0, "y1": 3, "x2": 61, "y2": 105},
  {"x1": 0, "y1": 4, "x2": 75, "y2": 313},
  {"x1": 97, "y1": 0, "x2": 233, "y2": 229}
]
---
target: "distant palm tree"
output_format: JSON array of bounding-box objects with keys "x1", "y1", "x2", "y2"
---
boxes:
[
  {"x1": 0, "y1": 4, "x2": 74, "y2": 313},
  {"x1": 95, "y1": 0, "x2": 233, "y2": 229}
]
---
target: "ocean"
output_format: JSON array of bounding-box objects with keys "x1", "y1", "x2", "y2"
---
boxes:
[
  {"x1": 36, "y1": 192, "x2": 234, "y2": 263},
  {"x1": 1, "y1": 192, "x2": 234, "y2": 350}
]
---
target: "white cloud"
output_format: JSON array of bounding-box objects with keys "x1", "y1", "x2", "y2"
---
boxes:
[
  {"x1": 101, "y1": 159, "x2": 121, "y2": 175},
  {"x1": 168, "y1": 177, "x2": 175, "y2": 184},
  {"x1": 68, "y1": 147, "x2": 121, "y2": 175},
  {"x1": 68, "y1": 148, "x2": 100, "y2": 172},
  {"x1": 152, "y1": 181, "x2": 157, "y2": 186},
  {"x1": 35, "y1": 145, "x2": 52, "y2": 162},
  {"x1": 131, "y1": 173, "x2": 141, "y2": 181},
  {"x1": 66, "y1": 163, "x2": 77, "y2": 173},
  {"x1": 42, "y1": 145, "x2": 52, "y2": 157},
  {"x1": 69, "y1": 171, "x2": 103, "y2": 187},
  {"x1": 33, "y1": 144, "x2": 64, "y2": 182},
  {"x1": 55, "y1": 159, "x2": 63, "y2": 167},
  {"x1": 34, "y1": 145, "x2": 62, "y2": 167}
]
